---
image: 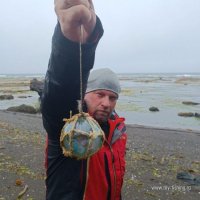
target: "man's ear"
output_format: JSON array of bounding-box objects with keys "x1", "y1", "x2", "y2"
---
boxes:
[{"x1": 84, "y1": 92, "x2": 89, "y2": 101}]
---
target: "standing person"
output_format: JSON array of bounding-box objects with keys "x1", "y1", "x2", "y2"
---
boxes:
[{"x1": 41, "y1": 0, "x2": 127, "y2": 199}]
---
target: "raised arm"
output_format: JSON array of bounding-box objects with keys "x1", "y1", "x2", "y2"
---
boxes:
[{"x1": 41, "y1": 0, "x2": 103, "y2": 140}]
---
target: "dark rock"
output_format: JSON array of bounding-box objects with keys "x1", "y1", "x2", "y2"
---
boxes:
[
  {"x1": 0, "y1": 94, "x2": 14, "y2": 100},
  {"x1": 7, "y1": 104, "x2": 37, "y2": 114},
  {"x1": 18, "y1": 96, "x2": 28, "y2": 98},
  {"x1": 30, "y1": 78, "x2": 44, "y2": 97},
  {"x1": 194, "y1": 113, "x2": 200, "y2": 118},
  {"x1": 178, "y1": 112, "x2": 194, "y2": 117},
  {"x1": 182, "y1": 101, "x2": 199, "y2": 105},
  {"x1": 149, "y1": 107, "x2": 159, "y2": 112},
  {"x1": 177, "y1": 172, "x2": 200, "y2": 186}
]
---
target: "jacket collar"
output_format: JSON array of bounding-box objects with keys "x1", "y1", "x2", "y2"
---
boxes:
[{"x1": 108, "y1": 111, "x2": 126, "y2": 144}]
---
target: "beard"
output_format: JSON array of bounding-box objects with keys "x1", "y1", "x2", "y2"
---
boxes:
[{"x1": 93, "y1": 110, "x2": 111, "y2": 123}]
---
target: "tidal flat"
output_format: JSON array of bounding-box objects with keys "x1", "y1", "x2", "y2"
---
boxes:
[{"x1": 1, "y1": 73, "x2": 200, "y2": 131}]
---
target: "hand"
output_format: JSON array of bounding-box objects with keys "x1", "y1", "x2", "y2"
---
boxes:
[{"x1": 54, "y1": 0, "x2": 96, "y2": 43}]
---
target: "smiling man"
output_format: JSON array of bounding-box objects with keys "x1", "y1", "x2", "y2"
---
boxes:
[{"x1": 41, "y1": 1, "x2": 127, "y2": 200}]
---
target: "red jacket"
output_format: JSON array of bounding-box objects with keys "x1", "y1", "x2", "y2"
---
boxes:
[{"x1": 83, "y1": 114, "x2": 127, "y2": 200}]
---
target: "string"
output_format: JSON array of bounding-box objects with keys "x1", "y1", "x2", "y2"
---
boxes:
[{"x1": 79, "y1": 25, "x2": 84, "y2": 113}]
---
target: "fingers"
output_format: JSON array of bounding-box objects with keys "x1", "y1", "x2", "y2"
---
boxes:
[
  {"x1": 55, "y1": 0, "x2": 94, "y2": 23},
  {"x1": 70, "y1": 0, "x2": 90, "y2": 9},
  {"x1": 54, "y1": 0, "x2": 96, "y2": 42},
  {"x1": 88, "y1": 0, "x2": 95, "y2": 11},
  {"x1": 55, "y1": 0, "x2": 91, "y2": 10},
  {"x1": 59, "y1": 5, "x2": 92, "y2": 25}
]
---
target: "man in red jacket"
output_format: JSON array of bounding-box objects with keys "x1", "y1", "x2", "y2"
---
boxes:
[{"x1": 41, "y1": 1, "x2": 127, "y2": 199}]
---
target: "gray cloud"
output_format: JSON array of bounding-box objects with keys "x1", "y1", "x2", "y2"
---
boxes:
[{"x1": 0, "y1": 0, "x2": 200, "y2": 74}]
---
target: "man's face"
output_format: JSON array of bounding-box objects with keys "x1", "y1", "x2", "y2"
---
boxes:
[{"x1": 84, "y1": 90, "x2": 118, "y2": 123}]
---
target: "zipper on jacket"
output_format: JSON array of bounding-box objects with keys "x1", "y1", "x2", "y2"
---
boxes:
[
  {"x1": 105, "y1": 140, "x2": 117, "y2": 200},
  {"x1": 104, "y1": 153, "x2": 111, "y2": 200}
]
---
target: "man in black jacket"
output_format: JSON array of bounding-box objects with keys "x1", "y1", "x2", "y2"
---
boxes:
[{"x1": 41, "y1": 1, "x2": 127, "y2": 199}]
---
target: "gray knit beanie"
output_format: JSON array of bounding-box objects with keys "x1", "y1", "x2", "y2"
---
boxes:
[{"x1": 86, "y1": 68, "x2": 121, "y2": 96}]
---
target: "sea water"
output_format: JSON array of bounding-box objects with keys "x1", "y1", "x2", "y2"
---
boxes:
[
  {"x1": 116, "y1": 73, "x2": 200, "y2": 131},
  {"x1": 0, "y1": 73, "x2": 200, "y2": 131}
]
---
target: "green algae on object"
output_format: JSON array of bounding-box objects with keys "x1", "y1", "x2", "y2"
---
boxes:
[
  {"x1": 116, "y1": 102, "x2": 144, "y2": 112},
  {"x1": 0, "y1": 153, "x2": 43, "y2": 179},
  {"x1": 121, "y1": 88, "x2": 135, "y2": 96}
]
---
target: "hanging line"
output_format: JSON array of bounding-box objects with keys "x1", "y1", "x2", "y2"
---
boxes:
[{"x1": 79, "y1": 25, "x2": 84, "y2": 113}]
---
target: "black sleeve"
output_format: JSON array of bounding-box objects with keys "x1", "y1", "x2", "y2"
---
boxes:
[{"x1": 41, "y1": 17, "x2": 104, "y2": 141}]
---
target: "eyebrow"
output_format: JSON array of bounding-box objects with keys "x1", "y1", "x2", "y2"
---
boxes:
[{"x1": 94, "y1": 90, "x2": 118, "y2": 98}]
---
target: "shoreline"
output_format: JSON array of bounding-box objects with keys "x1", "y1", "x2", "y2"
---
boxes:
[
  {"x1": 1, "y1": 73, "x2": 200, "y2": 132},
  {"x1": 0, "y1": 109, "x2": 200, "y2": 134}
]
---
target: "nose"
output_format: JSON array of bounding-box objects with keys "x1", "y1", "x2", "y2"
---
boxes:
[{"x1": 101, "y1": 96, "x2": 111, "y2": 108}]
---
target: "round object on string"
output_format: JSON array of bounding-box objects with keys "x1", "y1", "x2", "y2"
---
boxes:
[{"x1": 60, "y1": 112, "x2": 105, "y2": 159}]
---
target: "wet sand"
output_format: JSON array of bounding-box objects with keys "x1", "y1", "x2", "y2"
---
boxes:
[{"x1": 0, "y1": 110, "x2": 200, "y2": 200}]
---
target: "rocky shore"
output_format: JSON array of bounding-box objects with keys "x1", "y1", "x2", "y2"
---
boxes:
[
  {"x1": 0, "y1": 110, "x2": 200, "y2": 200},
  {"x1": 1, "y1": 76, "x2": 200, "y2": 130}
]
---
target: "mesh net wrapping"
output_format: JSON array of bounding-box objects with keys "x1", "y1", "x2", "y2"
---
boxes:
[{"x1": 60, "y1": 112, "x2": 105, "y2": 159}]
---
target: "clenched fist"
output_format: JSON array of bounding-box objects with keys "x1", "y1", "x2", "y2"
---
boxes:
[{"x1": 54, "y1": 0, "x2": 96, "y2": 43}]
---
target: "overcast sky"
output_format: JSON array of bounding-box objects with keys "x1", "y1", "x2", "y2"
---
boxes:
[{"x1": 0, "y1": 0, "x2": 200, "y2": 74}]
